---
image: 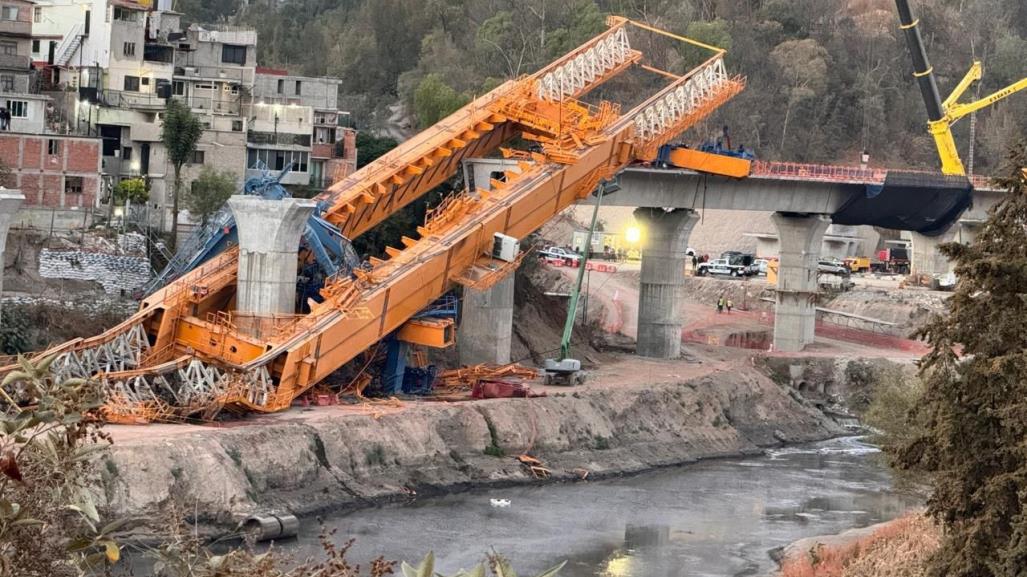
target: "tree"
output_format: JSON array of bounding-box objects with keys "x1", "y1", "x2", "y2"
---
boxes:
[
  {"x1": 184, "y1": 167, "x2": 237, "y2": 225},
  {"x1": 896, "y1": 141, "x2": 1027, "y2": 576},
  {"x1": 356, "y1": 133, "x2": 399, "y2": 169},
  {"x1": 412, "y1": 73, "x2": 469, "y2": 128},
  {"x1": 0, "y1": 356, "x2": 124, "y2": 577},
  {"x1": 113, "y1": 178, "x2": 148, "y2": 205},
  {"x1": 161, "y1": 99, "x2": 203, "y2": 250}
]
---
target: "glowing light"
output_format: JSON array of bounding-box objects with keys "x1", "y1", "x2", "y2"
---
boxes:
[{"x1": 625, "y1": 225, "x2": 642, "y2": 244}]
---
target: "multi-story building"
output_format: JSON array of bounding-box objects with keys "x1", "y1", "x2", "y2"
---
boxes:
[
  {"x1": 252, "y1": 69, "x2": 356, "y2": 189},
  {"x1": 1, "y1": 0, "x2": 103, "y2": 223},
  {"x1": 11, "y1": 0, "x2": 356, "y2": 233},
  {"x1": 1, "y1": 0, "x2": 34, "y2": 96}
]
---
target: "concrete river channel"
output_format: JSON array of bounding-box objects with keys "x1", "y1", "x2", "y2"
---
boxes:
[{"x1": 270, "y1": 436, "x2": 920, "y2": 577}]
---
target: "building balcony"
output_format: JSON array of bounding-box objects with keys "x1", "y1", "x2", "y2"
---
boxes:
[
  {"x1": 247, "y1": 130, "x2": 310, "y2": 148},
  {"x1": 101, "y1": 90, "x2": 169, "y2": 111},
  {"x1": 0, "y1": 19, "x2": 31, "y2": 37},
  {"x1": 0, "y1": 53, "x2": 30, "y2": 71}
]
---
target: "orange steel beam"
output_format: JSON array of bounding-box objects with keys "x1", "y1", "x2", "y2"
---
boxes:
[
  {"x1": 4, "y1": 19, "x2": 744, "y2": 422},
  {"x1": 147, "y1": 55, "x2": 743, "y2": 414}
]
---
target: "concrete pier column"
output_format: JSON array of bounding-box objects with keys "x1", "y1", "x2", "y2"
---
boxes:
[
  {"x1": 459, "y1": 276, "x2": 514, "y2": 365},
  {"x1": 0, "y1": 192, "x2": 25, "y2": 327},
  {"x1": 228, "y1": 196, "x2": 316, "y2": 315},
  {"x1": 910, "y1": 225, "x2": 973, "y2": 277},
  {"x1": 772, "y1": 213, "x2": 830, "y2": 352},
  {"x1": 635, "y1": 208, "x2": 700, "y2": 358}
]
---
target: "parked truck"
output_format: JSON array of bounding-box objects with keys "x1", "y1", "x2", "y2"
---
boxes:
[{"x1": 871, "y1": 248, "x2": 911, "y2": 274}]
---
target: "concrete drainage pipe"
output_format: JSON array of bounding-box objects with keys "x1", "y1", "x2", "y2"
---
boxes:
[{"x1": 242, "y1": 514, "x2": 300, "y2": 542}]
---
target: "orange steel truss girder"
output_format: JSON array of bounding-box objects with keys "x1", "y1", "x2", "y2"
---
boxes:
[{"x1": 1, "y1": 19, "x2": 745, "y2": 422}]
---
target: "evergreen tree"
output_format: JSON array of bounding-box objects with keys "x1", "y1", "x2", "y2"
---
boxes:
[
  {"x1": 897, "y1": 140, "x2": 1027, "y2": 576},
  {"x1": 161, "y1": 99, "x2": 203, "y2": 250}
]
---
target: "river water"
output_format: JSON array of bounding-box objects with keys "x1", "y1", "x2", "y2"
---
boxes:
[{"x1": 278, "y1": 436, "x2": 921, "y2": 577}]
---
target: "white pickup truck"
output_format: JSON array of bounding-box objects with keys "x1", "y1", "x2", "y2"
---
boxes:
[
  {"x1": 697, "y1": 258, "x2": 748, "y2": 277},
  {"x1": 538, "y1": 247, "x2": 582, "y2": 265}
]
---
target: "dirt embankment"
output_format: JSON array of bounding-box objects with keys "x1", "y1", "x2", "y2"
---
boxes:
[{"x1": 98, "y1": 364, "x2": 843, "y2": 535}]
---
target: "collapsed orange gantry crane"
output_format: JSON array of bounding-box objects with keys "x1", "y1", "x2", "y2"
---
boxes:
[{"x1": 7, "y1": 18, "x2": 744, "y2": 422}]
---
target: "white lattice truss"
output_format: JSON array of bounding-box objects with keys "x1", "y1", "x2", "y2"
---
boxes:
[
  {"x1": 51, "y1": 323, "x2": 151, "y2": 381},
  {"x1": 633, "y1": 57, "x2": 730, "y2": 144},
  {"x1": 536, "y1": 27, "x2": 632, "y2": 101},
  {"x1": 103, "y1": 361, "x2": 274, "y2": 411}
]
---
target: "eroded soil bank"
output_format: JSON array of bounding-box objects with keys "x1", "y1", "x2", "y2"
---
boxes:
[{"x1": 98, "y1": 359, "x2": 851, "y2": 534}]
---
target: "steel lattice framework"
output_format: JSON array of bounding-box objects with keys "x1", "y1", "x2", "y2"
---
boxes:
[
  {"x1": 634, "y1": 57, "x2": 731, "y2": 144},
  {"x1": 536, "y1": 27, "x2": 634, "y2": 101},
  {"x1": 1, "y1": 18, "x2": 745, "y2": 423}
]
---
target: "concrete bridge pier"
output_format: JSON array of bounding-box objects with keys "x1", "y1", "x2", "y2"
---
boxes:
[
  {"x1": 772, "y1": 213, "x2": 830, "y2": 352},
  {"x1": 635, "y1": 208, "x2": 700, "y2": 358},
  {"x1": 910, "y1": 223, "x2": 977, "y2": 277},
  {"x1": 459, "y1": 276, "x2": 515, "y2": 366},
  {"x1": 229, "y1": 196, "x2": 317, "y2": 316}
]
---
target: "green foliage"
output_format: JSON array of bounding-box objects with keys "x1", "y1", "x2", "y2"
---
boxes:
[
  {"x1": 678, "y1": 19, "x2": 732, "y2": 69},
  {"x1": 0, "y1": 355, "x2": 124, "y2": 576},
  {"x1": 113, "y1": 178, "x2": 149, "y2": 205},
  {"x1": 861, "y1": 366, "x2": 924, "y2": 451},
  {"x1": 895, "y1": 141, "x2": 1027, "y2": 576},
  {"x1": 413, "y1": 73, "x2": 469, "y2": 128},
  {"x1": 356, "y1": 133, "x2": 399, "y2": 169},
  {"x1": 185, "y1": 166, "x2": 238, "y2": 225},
  {"x1": 162, "y1": 98, "x2": 203, "y2": 248},
  {"x1": 173, "y1": 0, "x2": 242, "y2": 26},
  {"x1": 162, "y1": 99, "x2": 203, "y2": 173}
]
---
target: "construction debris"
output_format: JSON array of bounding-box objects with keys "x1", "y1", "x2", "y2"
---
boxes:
[{"x1": 437, "y1": 363, "x2": 539, "y2": 389}]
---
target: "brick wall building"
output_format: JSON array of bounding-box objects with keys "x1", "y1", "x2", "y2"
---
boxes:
[{"x1": 0, "y1": 133, "x2": 102, "y2": 208}]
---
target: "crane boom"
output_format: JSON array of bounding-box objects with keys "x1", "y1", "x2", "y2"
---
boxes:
[
  {"x1": 895, "y1": 0, "x2": 1027, "y2": 176},
  {"x1": 3, "y1": 19, "x2": 745, "y2": 422}
]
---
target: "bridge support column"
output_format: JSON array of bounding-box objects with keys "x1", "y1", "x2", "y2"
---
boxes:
[
  {"x1": 459, "y1": 276, "x2": 515, "y2": 366},
  {"x1": 229, "y1": 196, "x2": 317, "y2": 316},
  {"x1": 0, "y1": 192, "x2": 24, "y2": 328},
  {"x1": 635, "y1": 208, "x2": 699, "y2": 358},
  {"x1": 773, "y1": 213, "x2": 830, "y2": 352},
  {"x1": 910, "y1": 225, "x2": 974, "y2": 277}
]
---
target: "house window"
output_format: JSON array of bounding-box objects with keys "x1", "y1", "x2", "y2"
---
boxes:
[
  {"x1": 141, "y1": 77, "x2": 150, "y2": 86},
  {"x1": 0, "y1": 75, "x2": 12, "y2": 92},
  {"x1": 1, "y1": 6, "x2": 18, "y2": 20},
  {"x1": 172, "y1": 80, "x2": 184, "y2": 96},
  {"x1": 294, "y1": 80, "x2": 301, "y2": 95},
  {"x1": 277, "y1": 79, "x2": 283, "y2": 94},
  {"x1": 231, "y1": 119, "x2": 243, "y2": 132},
  {"x1": 221, "y1": 44, "x2": 246, "y2": 65},
  {"x1": 33, "y1": 6, "x2": 41, "y2": 23},
  {"x1": 113, "y1": 7, "x2": 137, "y2": 22},
  {"x1": 6, "y1": 100, "x2": 27, "y2": 118},
  {"x1": 190, "y1": 150, "x2": 205, "y2": 164},
  {"x1": 65, "y1": 176, "x2": 83, "y2": 195},
  {"x1": 31, "y1": 40, "x2": 39, "y2": 53},
  {"x1": 123, "y1": 42, "x2": 135, "y2": 57},
  {"x1": 122, "y1": 147, "x2": 132, "y2": 161},
  {"x1": 123, "y1": 75, "x2": 140, "y2": 91},
  {"x1": 47, "y1": 139, "x2": 60, "y2": 155},
  {"x1": 0, "y1": 41, "x2": 15, "y2": 55}
]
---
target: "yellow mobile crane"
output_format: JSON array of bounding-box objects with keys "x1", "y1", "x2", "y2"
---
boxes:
[{"x1": 895, "y1": 0, "x2": 1027, "y2": 176}]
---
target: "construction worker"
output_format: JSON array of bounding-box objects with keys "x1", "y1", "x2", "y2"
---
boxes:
[
  {"x1": 717, "y1": 295, "x2": 725, "y2": 314},
  {"x1": 726, "y1": 299, "x2": 733, "y2": 314}
]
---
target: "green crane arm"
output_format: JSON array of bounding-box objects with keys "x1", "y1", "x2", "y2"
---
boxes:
[{"x1": 559, "y1": 180, "x2": 608, "y2": 361}]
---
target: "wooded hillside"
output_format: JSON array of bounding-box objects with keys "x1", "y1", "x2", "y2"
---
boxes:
[{"x1": 176, "y1": 0, "x2": 1027, "y2": 172}]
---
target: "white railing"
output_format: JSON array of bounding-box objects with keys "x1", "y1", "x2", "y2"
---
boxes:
[
  {"x1": 633, "y1": 57, "x2": 730, "y2": 143},
  {"x1": 536, "y1": 27, "x2": 632, "y2": 101},
  {"x1": 54, "y1": 23, "x2": 83, "y2": 66}
]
